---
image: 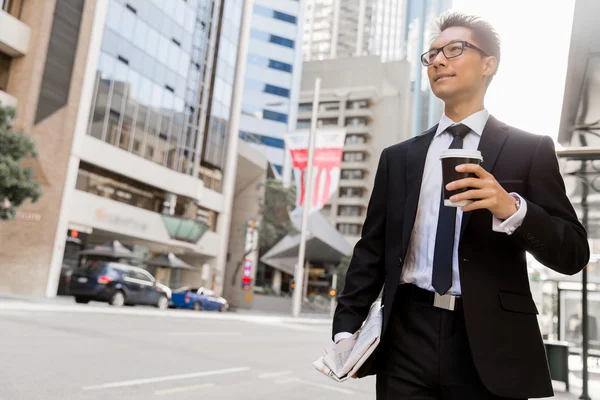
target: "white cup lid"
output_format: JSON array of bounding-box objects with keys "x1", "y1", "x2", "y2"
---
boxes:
[{"x1": 440, "y1": 149, "x2": 483, "y2": 161}]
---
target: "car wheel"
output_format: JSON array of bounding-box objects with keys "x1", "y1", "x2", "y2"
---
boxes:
[
  {"x1": 109, "y1": 291, "x2": 125, "y2": 307},
  {"x1": 75, "y1": 296, "x2": 90, "y2": 304},
  {"x1": 156, "y1": 295, "x2": 168, "y2": 310},
  {"x1": 193, "y1": 302, "x2": 202, "y2": 311},
  {"x1": 219, "y1": 304, "x2": 227, "y2": 312}
]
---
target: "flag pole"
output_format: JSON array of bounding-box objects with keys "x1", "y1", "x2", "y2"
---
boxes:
[{"x1": 292, "y1": 77, "x2": 321, "y2": 318}]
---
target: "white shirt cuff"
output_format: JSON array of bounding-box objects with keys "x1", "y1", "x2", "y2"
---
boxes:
[
  {"x1": 334, "y1": 332, "x2": 354, "y2": 343},
  {"x1": 492, "y1": 193, "x2": 527, "y2": 235}
]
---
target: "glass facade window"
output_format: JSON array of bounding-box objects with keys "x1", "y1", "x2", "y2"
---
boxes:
[
  {"x1": 346, "y1": 117, "x2": 369, "y2": 127},
  {"x1": 242, "y1": 104, "x2": 288, "y2": 123},
  {"x1": 319, "y1": 101, "x2": 340, "y2": 111},
  {"x1": 338, "y1": 205, "x2": 363, "y2": 216},
  {"x1": 343, "y1": 151, "x2": 365, "y2": 162},
  {"x1": 87, "y1": 0, "x2": 214, "y2": 177},
  {"x1": 345, "y1": 134, "x2": 366, "y2": 144},
  {"x1": 202, "y1": 0, "x2": 243, "y2": 173},
  {"x1": 298, "y1": 103, "x2": 313, "y2": 112},
  {"x1": 337, "y1": 223, "x2": 362, "y2": 236},
  {"x1": 245, "y1": 79, "x2": 290, "y2": 98},
  {"x1": 318, "y1": 117, "x2": 337, "y2": 127},
  {"x1": 296, "y1": 119, "x2": 310, "y2": 129},
  {"x1": 239, "y1": 130, "x2": 285, "y2": 149},
  {"x1": 254, "y1": 4, "x2": 297, "y2": 24},
  {"x1": 339, "y1": 187, "x2": 363, "y2": 198},
  {"x1": 76, "y1": 163, "x2": 164, "y2": 213},
  {"x1": 251, "y1": 29, "x2": 295, "y2": 49},
  {"x1": 341, "y1": 169, "x2": 364, "y2": 180},
  {"x1": 347, "y1": 99, "x2": 369, "y2": 109},
  {"x1": 248, "y1": 54, "x2": 293, "y2": 73}
]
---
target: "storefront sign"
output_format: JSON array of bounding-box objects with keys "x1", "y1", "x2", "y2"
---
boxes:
[{"x1": 94, "y1": 207, "x2": 148, "y2": 232}]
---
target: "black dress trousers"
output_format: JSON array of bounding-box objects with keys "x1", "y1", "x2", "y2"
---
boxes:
[{"x1": 376, "y1": 285, "x2": 525, "y2": 400}]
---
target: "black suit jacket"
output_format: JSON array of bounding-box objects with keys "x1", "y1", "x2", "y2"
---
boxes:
[{"x1": 333, "y1": 116, "x2": 590, "y2": 399}]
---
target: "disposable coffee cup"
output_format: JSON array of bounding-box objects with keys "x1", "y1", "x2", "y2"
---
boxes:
[{"x1": 440, "y1": 149, "x2": 483, "y2": 207}]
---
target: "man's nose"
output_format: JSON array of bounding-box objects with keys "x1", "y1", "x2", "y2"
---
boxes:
[{"x1": 432, "y1": 51, "x2": 447, "y2": 67}]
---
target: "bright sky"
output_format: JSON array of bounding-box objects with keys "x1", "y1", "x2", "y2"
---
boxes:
[{"x1": 449, "y1": 0, "x2": 576, "y2": 140}]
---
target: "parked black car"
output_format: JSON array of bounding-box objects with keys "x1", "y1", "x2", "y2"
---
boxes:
[{"x1": 69, "y1": 261, "x2": 170, "y2": 309}]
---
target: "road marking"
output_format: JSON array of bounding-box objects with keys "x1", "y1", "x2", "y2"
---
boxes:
[
  {"x1": 166, "y1": 331, "x2": 242, "y2": 336},
  {"x1": 275, "y1": 378, "x2": 355, "y2": 395},
  {"x1": 258, "y1": 370, "x2": 293, "y2": 379},
  {"x1": 154, "y1": 383, "x2": 215, "y2": 395},
  {"x1": 82, "y1": 367, "x2": 249, "y2": 391}
]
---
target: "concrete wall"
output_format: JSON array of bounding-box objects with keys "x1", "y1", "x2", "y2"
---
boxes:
[{"x1": 0, "y1": 0, "x2": 100, "y2": 295}]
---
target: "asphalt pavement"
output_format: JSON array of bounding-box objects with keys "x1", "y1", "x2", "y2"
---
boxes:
[
  {"x1": 0, "y1": 300, "x2": 374, "y2": 400},
  {"x1": 0, "y1": 298, "x2": 596, "y2": 400}
]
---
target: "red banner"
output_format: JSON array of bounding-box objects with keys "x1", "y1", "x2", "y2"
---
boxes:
[{"x1": 284, "y1": 129, "x2": 346, "y2": 211}]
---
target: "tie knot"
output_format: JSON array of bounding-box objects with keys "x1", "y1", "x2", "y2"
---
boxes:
[{"x1": 446, "y1": 124, "x2": 471, "y2": 139}]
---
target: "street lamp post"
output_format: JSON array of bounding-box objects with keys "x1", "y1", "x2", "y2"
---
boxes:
[{"x1": 292, "y1": 77, "x2": 321, "y2": 318}]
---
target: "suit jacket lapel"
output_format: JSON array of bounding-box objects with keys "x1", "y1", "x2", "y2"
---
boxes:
[
  {"x1": 401, "y1": 125, "x2": 437, "y2": 258},
  {"x1": 459, "y1": 115, "x2": 510, "y2": 241}
]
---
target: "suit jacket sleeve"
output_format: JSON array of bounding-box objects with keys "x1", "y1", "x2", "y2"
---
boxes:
[
  {"x1": 332, "y1": 148, "x2": 388, "y2": 340},
  {"x1": 512, "y1": 135, "x2": 590, "y2": 274}
]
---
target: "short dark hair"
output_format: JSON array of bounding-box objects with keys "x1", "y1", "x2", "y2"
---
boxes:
[{"x1": 435, "y1": 12, "x2": 501, "y2": 87}]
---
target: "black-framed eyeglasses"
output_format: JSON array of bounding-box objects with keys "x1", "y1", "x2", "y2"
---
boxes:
[{"x1": 421, "y1": 40, "x2": 489, "y2": 67}]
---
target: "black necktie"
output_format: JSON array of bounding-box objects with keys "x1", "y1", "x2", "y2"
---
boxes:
[{"x1": 432, "y1": 124, "x2": 471, "y2": 295}]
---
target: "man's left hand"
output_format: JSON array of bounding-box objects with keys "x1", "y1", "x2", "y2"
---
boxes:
[{"x1": 446, "y1": 164, "x2": 518, "y2": 220}]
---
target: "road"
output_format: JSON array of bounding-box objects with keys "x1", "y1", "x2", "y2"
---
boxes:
[
  {"x1": 0, "y1": 299, "x2": 597, "y2": 399},
  {"x1": 0, "y1": 301, "x2": 375, "y2": 400}
]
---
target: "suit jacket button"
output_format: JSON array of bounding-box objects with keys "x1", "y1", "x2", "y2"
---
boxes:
[{"x1": 527, "y1": 233, "x2": 533, "y2": 240}]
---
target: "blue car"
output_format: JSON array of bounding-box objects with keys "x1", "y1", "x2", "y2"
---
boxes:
[{"x1": 171, "y1": 287, "x2": 229, "y2": 311}]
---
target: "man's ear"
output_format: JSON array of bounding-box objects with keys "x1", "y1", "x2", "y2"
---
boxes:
[{"x1": 483, "y1": 56, "x2": 498, "y2": 79}]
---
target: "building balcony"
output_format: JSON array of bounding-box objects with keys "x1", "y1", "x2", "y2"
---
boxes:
[
  {"x1": 335, "y1": 215, "x2": 365, "y2": 225},
  {"x1": 337, "y1": 196, "x2": 369, "y2": 206},
  {"x1": 345, "y1": 107, "x2": 374, "y2": 120},
  {"x1": 0, "y1": 89, "x2": 17, "y2": 108},
  {"x1": 345, "y1": 125, "x2": 371, "y2": 135},
  {"x1": 339, "y1": 178, "x2": 369, "y2": 189},
  {"x1": 341, "y1": 160, "x2": 369, "y2": 170},
  {"x1": 0, "y1": 9, "x2": 30, "y2": 57},
  {"x1": 344, "y1": 143, "x2": 370, "y2": 152}
]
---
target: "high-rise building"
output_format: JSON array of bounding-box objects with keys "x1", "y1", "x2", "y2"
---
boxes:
[
  {"x1": 238, "y1": 0, "x2": 304, "y2": 173},
  {"x1": 298, "y1": 56, "x2": 412, "y2": 245},
  {"x1": 302, "y1": 0, "x2": 404, "y2": 62},
  {"x1": 0, "y1": 0, "x2": 267, "y2": 298}
]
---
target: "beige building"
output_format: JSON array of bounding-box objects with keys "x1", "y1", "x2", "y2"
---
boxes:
[
  {"x1": 0, "y1": 0, "x2": 266, "y2": 300},
  {"x1": 297, "y1": 55, "x2": 411, "y2": 245},
  {"x1": 0, "y1": 0, "x2": 104, "y2": 296}
]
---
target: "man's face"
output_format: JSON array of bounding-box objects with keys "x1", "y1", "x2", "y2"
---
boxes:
[{"x1": 426, "y1": 27, "x2": 492, "y2": 102}]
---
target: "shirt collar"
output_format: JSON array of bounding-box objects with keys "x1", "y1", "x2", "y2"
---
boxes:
[{"x1": 434, "y1": 109, "x2": 490, "y2": 138}]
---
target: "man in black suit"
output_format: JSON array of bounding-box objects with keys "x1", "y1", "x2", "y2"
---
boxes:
[{"x1": 332, "y1": 12, "x2": 590, "y2": 400}]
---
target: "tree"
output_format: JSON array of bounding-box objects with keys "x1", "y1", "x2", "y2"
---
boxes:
[
  {"x1": 257, "y1": 178, "x2": 298, "y2": 254},
  {"x1": 0, "y1": 105, "x2": 42, "y2": 220}
]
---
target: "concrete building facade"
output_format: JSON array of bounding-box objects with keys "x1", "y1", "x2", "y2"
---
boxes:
[{"x1": 297, "y1": 56, "x2": 412, "y2": 245}]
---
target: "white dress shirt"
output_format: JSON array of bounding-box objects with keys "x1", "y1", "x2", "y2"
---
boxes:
[{"x1": 334, "y1": 109, "x2": 527, "y2": 343}]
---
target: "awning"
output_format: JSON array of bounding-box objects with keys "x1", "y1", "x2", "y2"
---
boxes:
[
  {"x1": 146, "y1": 252, "x2": 194, "y2": 270},
  {"x1": 261, "y1": 211, "x2": 352, "y2": 275},
  {"x1": 79, "y1": 240, "x2": 139, "y2": 259}
]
